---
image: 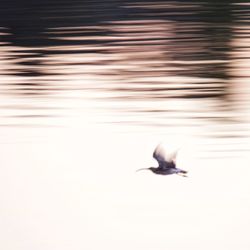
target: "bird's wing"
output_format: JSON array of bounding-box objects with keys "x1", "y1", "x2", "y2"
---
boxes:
[{"x1": 153, "y1": 143, "x2": 178, "y2": 169}]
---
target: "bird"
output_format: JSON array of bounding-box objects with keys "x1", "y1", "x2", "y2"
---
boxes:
[{"x1": 137, "y1": 143, "x2": 188, "y2": 177}]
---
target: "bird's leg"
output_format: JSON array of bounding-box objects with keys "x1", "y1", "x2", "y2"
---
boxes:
[{"x1": 177, "y1": 173, "x2": 188, "y2": 177}]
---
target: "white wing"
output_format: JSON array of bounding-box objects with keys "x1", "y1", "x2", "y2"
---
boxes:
[{"x1": 153, "y1": 143, "x2": 178, "y2": 165}]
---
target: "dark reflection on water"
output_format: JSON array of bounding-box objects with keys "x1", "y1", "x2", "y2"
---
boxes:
[{"x1": 0, "y1": 1, "x2": 249, "y2": 146}]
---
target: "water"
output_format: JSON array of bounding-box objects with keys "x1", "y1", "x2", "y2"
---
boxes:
[{"x1": 0, "y1": 1, "x2": 250, "y2": 250}]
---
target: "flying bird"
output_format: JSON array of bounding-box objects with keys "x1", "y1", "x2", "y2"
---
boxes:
[{"x1": 137, "y1": 143, "x2": 188, "y2": 177}]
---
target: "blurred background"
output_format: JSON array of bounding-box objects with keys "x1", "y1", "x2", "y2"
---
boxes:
[{"x1": 0, "y1": 1, "x2": 250, "y2": 250}]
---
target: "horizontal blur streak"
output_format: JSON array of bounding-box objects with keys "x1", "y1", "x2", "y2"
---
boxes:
[{"x1": 0, "y1": 0, "x2": 249, "y2": 155}]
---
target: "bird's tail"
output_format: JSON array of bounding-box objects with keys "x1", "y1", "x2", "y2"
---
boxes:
[
  {"x1": 178, "y1": 169, "x2": 188, "y2": 177},
  {"x1": 180, "y1": 170, "x2": 188, "y2": 174}
]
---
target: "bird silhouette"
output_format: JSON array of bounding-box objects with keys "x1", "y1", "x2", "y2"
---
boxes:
[{"x1": 137, "y1": 143, "x2": 188, "y2": 177}]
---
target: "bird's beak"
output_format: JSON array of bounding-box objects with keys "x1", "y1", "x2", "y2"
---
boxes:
[{"x1": 136, "y1": 168, "x2": 150, "y2": 172}]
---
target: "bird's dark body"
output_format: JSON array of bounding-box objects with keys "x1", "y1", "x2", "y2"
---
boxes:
[{"x1": 149, "y1": 166, "x2": 187, "y2": 175}]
